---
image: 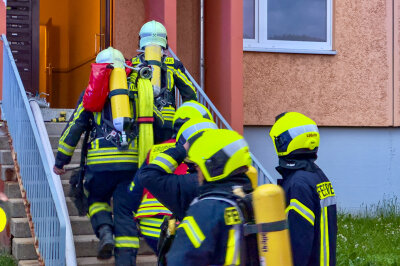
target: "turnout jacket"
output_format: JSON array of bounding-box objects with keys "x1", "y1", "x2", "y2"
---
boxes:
[
  {"x1": 55, "y1": 91, "x2": 164, "y2": 172},
  {"x1": 277, "y1": 157, "x2": 337, "y2": 266},
  {"x1": 166, "y1": 176, "x2": 251, "y2": 266},
  {"x1": 138, "y1": 144, "x2": 198, "y2": 220},
  {"x1": 129, "y1": 53, "x2": 197, "y2": 123}
]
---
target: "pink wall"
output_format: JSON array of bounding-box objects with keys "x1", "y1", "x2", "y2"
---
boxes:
[
  {"x1": 204, "y1": 0, "x2": 243, "y2": 132},
  {"x1": 244, "y1": 0, "x2": 396, "y2": 127},
  {"x1": 177, "y1": 0, "x2": 200, "y2": 80},
  {"x1": 113, "y1": 0, "x2": 145, "y2": 59}
]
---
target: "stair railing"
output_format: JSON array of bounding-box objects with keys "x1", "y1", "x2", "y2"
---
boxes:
[
  {"x1": 168, "y1": 48, "x2": 274, "y2": 185},
  {"x1": 1, "y1": 34, "x2": 70, "y2": 265}
]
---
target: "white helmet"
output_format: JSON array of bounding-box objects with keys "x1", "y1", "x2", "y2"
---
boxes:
[
  {"x1": 95, "y1": 47, "x2": 125, "y2": 69},
  {"x1": 139, "y1": 20, "x2": 167, "y2": 49}
]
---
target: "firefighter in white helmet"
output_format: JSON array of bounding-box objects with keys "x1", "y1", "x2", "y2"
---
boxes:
[{"x1": 128, "y1": 20, "x2": 197, "y2": 143}]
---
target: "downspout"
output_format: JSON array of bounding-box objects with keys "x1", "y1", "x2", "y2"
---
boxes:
[{"x1": 200, "y1": 0, "x2": 205, "y2": 90}]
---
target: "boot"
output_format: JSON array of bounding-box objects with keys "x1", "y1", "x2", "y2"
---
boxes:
[
  {"x1": 97, "y1": 224, "x2": 114, "y2": 259},
  {"x1": 115, "y1": 248, "x2": 138, "y2": 266}
]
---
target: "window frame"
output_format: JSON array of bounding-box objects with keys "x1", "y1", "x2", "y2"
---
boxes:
[{"x1": 243, "y1": 0, "x2": 336, "y2": 54}]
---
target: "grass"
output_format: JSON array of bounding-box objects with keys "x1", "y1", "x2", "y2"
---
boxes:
[
  {"x1": 0, "y1": 252, "x2": 16, "y2": 266},
  {"x1": 337, "y1": 197, "x2": 400, "y2": 266}
]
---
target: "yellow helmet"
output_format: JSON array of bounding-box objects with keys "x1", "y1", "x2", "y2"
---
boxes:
[
  {"x1": 173, "y1": 101, "x2": 213, "y2": 133},
  {"x1": 269, "y1": 112, "x2": 320, "y2": 157},
  {"x1": 176, "y1": 118, "x2": 218, "y2": 145},
  {"x1": 187, "y1": 129, "x2": 252, "y2": 182}
]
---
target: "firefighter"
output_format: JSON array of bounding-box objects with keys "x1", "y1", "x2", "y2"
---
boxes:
[
  {"x1": 269, "y1": 112, "x2": 337, "y2": 266},
  {"x1": 129, "y1": 100, "x2": 214, "y2": 253},
  {"x1": 138, "y1": 117, "x2": 218, "y2": 221},
  {"x1": 129, "y1": 20, "x2": 197, "y2": 142},
  {"x1": 165, "y1": 129, "x2": 253, "y2": 265},
  {"x1": 53, "y1": 53, "x2": 164, "y2": 265}
]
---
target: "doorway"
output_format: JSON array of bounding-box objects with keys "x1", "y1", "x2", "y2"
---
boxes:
[{"x1": 39, "y1": 0, "x2": 113, "y2": 108}]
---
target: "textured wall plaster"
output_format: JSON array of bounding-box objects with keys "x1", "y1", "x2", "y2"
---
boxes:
[
  {"x1": 114, "y1": 0, "x2": 145, "y2": 59},
  {"x1": 177, "y1": 0, "x2": 200, "y2": 81},
  {"x1": 244, "y1": 0, "x2": 393, "y2": 126}
]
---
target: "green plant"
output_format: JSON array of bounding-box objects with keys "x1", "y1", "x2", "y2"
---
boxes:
[
  {"x1": 337, "y1": 197, "x2": 400, "y2": 266},
  {"x1": 0, "y1": 252, "x2": 17, "y2": 266}
]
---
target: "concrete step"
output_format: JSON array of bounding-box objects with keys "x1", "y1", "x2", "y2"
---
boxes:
[
  {"x1": 74, "y1": 235, "x2": 154, "y2": 258},
  {"x1": 0, "y1": 135, "x2": 10, "y2": 150},
  {"x1": 18, "y1": 260, "x2": 40, "y2": 266},
  {"x1": 45, "y1": 122, "x2": 68, "y2": 135},
  {"x1": 41, "y1": 108, "x2": 74, "y2": 122},
  {"x1": 1, "y1": 164, "x2": 17, "y2": 181},
  {"x1": 12, "y1": 238, "x2": 38, "y2": 260},
  {"x1": 11, "y1": 216, "x2": 93, "y2": 237},
  {"x1": 4, "y1": 181, "x2": 21, "y2": 198},
  {"x1": 62, "y1": 179, "x2": 70, "y2": 196},
  {"x1": 0, "y1": 149, "x2": 82, "y2": 165},
  {"x1": 0, "y1": 150, "x2": 14, "y2": 165},
  {"x1": 18, "y1": 255, "x2": 157, "y2": 266},
  {"x1": 59, "y1": 164, "x2": 81, "y2": 180},
  {"x1": 76, "y1": 255, "x2": 157, "y2": 266},
  {"x1": 70, "y1": 216, "x2": 93, "y2": 235},
  {"x1": 49, "y1": 135, "x2": 85, "y2": 150},
  {"x1": 8, "y1": 197, "x2": 79, "y2": 217},
  {"x1": 8, "y1": 198, "x2": 26, "y2": 218},
  {"x1": 10, "y1": 218, "x2": 31, "y2": 238}
]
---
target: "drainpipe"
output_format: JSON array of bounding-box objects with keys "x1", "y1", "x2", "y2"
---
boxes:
[{"x1": 200, "y1": 0, "x2": 205, "y2": 91}]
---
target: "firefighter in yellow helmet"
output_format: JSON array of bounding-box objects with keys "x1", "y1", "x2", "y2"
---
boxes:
[
  {"x1": 270, "y1": 112, "x2": 337, "y2": 266},
  {"x1": 164, "y1": 129, "x2": 254, "y2": 265},
  {"x1": 128, "y1": 101, "x2": 214, "y2": 255},
  {"x1": 129, "y1": 20, "x2": 197, "y2": 142}
]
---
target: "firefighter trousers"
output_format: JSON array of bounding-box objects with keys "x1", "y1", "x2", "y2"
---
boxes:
[{"x1": 85, "y1": 170, "x2": 140, "y2": 252}]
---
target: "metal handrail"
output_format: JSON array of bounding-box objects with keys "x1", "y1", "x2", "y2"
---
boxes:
[
  {"x1": 2, "y1": 34, "x2": 67, "y2": 265},
  {"x1": 168, "y1": 48, "x2": 275, "y2": 184}
]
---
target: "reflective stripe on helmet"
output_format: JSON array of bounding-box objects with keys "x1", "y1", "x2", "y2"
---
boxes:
[
  {"x1": 181, "y1": 102, "x2": 211, "y2": 119},
  {"x1": 179, "y1": 121, "x2": 218, "y2": 144}
]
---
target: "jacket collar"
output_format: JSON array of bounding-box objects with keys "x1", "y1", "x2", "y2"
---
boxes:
[
  {"x1": 198, "y1": 174, "x2": 252, "y2": 196},
  {"x1": 276, "y1": 157, "x2": 318, "y2": 179}
]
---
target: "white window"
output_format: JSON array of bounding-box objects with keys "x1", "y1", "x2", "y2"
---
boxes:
[{"x1": 243, "y1": 0, "x2": 334, "y2": 54}]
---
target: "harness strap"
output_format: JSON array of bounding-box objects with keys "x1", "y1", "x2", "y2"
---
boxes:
[
  {"x1": 243, "y1": 220, "x2": 288, "y2": 236},
  {"x1": 109, "y1": 89, "x2": 129, "y2": 97}
]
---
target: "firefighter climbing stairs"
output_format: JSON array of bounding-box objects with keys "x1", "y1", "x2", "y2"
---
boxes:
[{"x1": 2, "y1": 119, "x2": 157, "y2": 265}]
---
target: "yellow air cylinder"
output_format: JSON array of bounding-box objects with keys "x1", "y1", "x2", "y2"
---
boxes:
[
  {"x1": 137, "y1": 78, "x2": 154, "y2": 166},
  {"x1": 253, "y1": 184, "x2": 293, "y2": 266},
  {"x1": 144, "y1": 45, "x2": 162, "y2": 96},
  {"x1": 109, "y1": 67, "x2": 132, "y2": 133},
  {"x1": 246, "y1": 165, "x2": 259, "y2": 189}
]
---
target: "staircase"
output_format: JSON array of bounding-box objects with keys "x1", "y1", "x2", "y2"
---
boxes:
[{"x1": 3, "y1": 117, "x2": 157, "y2": 265}]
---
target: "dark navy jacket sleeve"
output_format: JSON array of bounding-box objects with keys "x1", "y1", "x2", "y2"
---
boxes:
[
  {"x1": 285, "y1": 181, "x2": 316, "y2": 266},
  {"x1": 138, "y1": 145, "x2": 198, "y2": 220},
  {"x1": 173, "y1": 60, "x2": 197, "y2": 102},
  {"x1": 166, "y1": 199, "x2": 226, "y2": 266},
  {"x1": 55, "y1": 92, "x2": 92, "y2": 169}
]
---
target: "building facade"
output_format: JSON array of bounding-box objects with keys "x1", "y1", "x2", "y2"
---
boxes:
[{"x1": 1, "y1": 0, "x2": 399, "y2": 212}]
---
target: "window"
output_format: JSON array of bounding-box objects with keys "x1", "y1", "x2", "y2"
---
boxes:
[{"x1": 243, "y1": 0, "x2": 334, "y2": 54}]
